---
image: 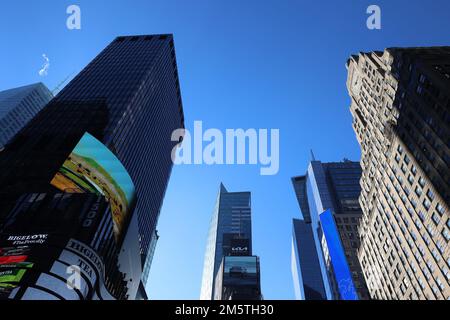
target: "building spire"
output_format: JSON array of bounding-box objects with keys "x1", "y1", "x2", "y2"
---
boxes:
[{"x1": 310, "y1": 149, "x2": 316, "y2": 161}]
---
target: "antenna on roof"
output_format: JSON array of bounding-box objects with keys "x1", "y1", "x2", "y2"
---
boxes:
[{"x1": 51, "y1": 71, "x2": 75, "y2": 96}]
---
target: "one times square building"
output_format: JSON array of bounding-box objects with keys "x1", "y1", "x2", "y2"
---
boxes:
[
  {"x1": 200, "y1": 184, "x2": 262, "y2": 300},
  {"x1": 0, "y1": 34, "x2": 184, "y2": 299}
]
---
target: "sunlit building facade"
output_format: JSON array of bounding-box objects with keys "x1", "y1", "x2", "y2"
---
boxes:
[{"x1": 347, "y1": 47, "x2": 449, "y2": 299}]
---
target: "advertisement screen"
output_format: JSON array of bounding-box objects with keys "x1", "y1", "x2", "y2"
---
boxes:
[
  {"x1": 0, "y1": 244, "x2": 36, "y2": 298},
  {"x1": 223, "y1": 256, "x2": 258, "y2": 287},
  {"x1": 230, "y1": 238, "x2": 250, "y2": 256},
  {"x1": 50, "y1": 132, "x2": 136, "y2": 239},
  {"x1": 0, "y1": 193, "x2": 122, "y2": 300},
  {"x1": 319, "y1": 209, "x2": 358, "y2": 300}
]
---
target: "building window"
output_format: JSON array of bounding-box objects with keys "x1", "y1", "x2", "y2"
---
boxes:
[
  {"x1": 436, "y1": 278, "x2": 445, "y2": 292},
  {"x1": 423, "y1": 199, "x2": 431, "y2": 211},
  {"x1": 404, "y1": 155, "x2": 410, "y2": 165},
  {"x1": 442, "y1": 229, "x2": 449, "y2": 242},
  {"x1": 426, "y1": 189, "x2": 435, "y2": 201},
  {"x1": 436, "y1": 203, "x2": 445, "y2": 216},
  {"x1": 411, "y1": 166, "x2": 417, "y2": 176},
  {"x1": 401, "y1": 164, "x2": 407, "y2": 174},
  {"x1": 416, "y1": 85, "x2": 423, "y2": 95},
  {"x1": 419, "y1": 74, "x2": 427, "y2": 84},
  {"x1": 432, "y1": 213, "x2": 440, "y2": 225},
  {"x1": 418, "y1": 177, "x2": 426, "y2": 188},
  {"x1": 418, "y1": 211, "x2": 426, "y2": 222},
  {"x1": 415, "y1": 186, "x2": 423, "y2": 197}
]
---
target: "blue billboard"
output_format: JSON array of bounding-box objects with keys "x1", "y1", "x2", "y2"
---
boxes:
[{"x1": 319, "y1": 209, "x2": 358, "y2": 300}]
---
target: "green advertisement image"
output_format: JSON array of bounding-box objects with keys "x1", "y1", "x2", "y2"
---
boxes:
[{"x1": 0, "y1": 268, "x2": 28, "y2": 283}]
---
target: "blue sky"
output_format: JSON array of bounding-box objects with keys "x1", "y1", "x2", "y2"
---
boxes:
[{"x1": 1, "y1": 0, "x2": 449, "y2": 300}]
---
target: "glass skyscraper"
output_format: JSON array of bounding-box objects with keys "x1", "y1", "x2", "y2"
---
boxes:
[
  {"x1": 0, "y1": 82, "x2": 53, "y2": 149},
  {"x1": 291, "y1": 218, "x2": 327, "y2": 300},
  {"x1": 200, "y1": 184, "x2": 258, "y2": 300},
  {"x1": 0, "y1": 34, "x2": 184, "y2": 299},
  {"x1": 291, "y1": 159, "x2": 369, "y2": 300}
]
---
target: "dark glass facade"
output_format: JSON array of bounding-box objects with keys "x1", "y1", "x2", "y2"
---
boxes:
[
  {"x1": 0, "y1": 82, "x2": 53, "y2": 149},
  {"x1": 200, "y1": 184, "x2": 261, "y2": 300},
  {"x1": 0, "y1": 34, "x2": 184, "y2": 299},
  {"x1": 53, "y1": 35, "x2": 185, "y2": 281},
  {"x1": 291, "y1": 219, "x2": 326, "y2": 300}
]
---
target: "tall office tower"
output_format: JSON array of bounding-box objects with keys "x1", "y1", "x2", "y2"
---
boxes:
[
  {"x1": 290, "y1": 160, "x2": 370, "y2": 300},
  {"x1": 200, "y1": 184, "x2": 262, "y2": 300},
  {"x1": 0, "y1": 34, "x2": 184, "y2": 299},
  {"x1": 346, "y1": 48, "x2": 449, "y2": 300},
  {"x1": 0, "y1": 83, "x2": 53, "y2": 149},
  {"x1": 291, "y1": 218, "x2": 327, "y2": 300}
]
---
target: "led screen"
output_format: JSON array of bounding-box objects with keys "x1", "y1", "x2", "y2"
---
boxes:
[
  {"x1": 223, "y1": 256, "x2": 258, "y2": 287},
  {"x1": 51, "y1": 132, "x2": 136, "y2": 240},
  {"x1": 319, "y1": 209, "x2": 358, "y2": 300}
]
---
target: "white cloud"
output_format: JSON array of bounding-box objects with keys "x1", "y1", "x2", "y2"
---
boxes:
[{"x1": 38, "y1": 54, "x2": 50, "y2": 76}]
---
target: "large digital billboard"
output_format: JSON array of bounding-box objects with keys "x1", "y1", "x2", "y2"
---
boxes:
[
  {"x1": 0, "y1": 246, "x2": 34, "y2": 299},
  {"x1": 319, "y1": 209, "x2": 358, "y2": 300},
  {"x1": 223, "y1": 256, "x2": 259, "y2": 287},
  {"x1": 0, "y1": 193, "x2": 122, "y2": 300},
  {"x1": 50, "y1": 132, "x2": 136, "y2": 240}
]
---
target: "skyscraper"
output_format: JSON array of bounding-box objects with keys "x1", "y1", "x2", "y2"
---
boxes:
[
  {"x1": 0, "y1": 83, "x2": 53, "y2": 149},
  {"x1": 0, "y1": 34, "x2": 184, "y2": 299},
  {"x1": 347, "y1": 47, "x2": 449, "y2": 300},
  {"x1": 290, "y1": 160, "x2": 370, "y2": 300},
  {"x1": 291, "y1": 218, "x2": 327, "y2": 300},
  {"x1": 200, "y1": 184, "x2": 261, "y2": 300}
]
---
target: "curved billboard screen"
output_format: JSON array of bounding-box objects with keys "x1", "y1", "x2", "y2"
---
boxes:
[
  {"x1": 50, "y1": 132, "x2": 136, "y2": 240},
  {"x1": 319, "y1": 209, "x2": 358, "y2": 300}
]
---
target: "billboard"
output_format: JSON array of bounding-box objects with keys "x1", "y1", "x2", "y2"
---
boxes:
[
  {"x1": 0, "y1": 193, "x2": 125, "y2": 300},
  {"x1": 230, "y1": 238, "x2": 250, "y2": 256},
  {"x1": 0, "y1": 246, "x2": 34, "y2": 299},
  {"x1": 215, "y1": 256, "x2": 262, "y2": 300},
  {"x1": 50, "y1": 132, "x2": 136, "y2": 240},
  {"x1": 223, "y1": 256, "x2": 259, "y2": 287},
  {"x1": 319, "y1": 209, "x2": 358, "y2": 300}
]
